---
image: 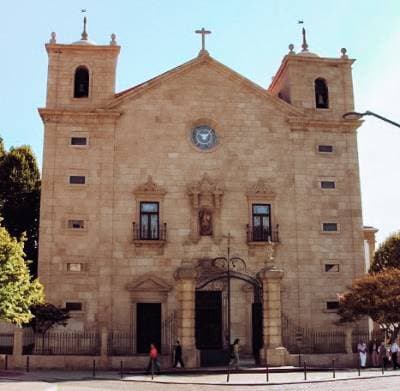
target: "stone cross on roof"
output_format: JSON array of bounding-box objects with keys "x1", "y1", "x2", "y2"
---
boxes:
[{"x1": 195, "y1": 27, "x2": 211, "y2": 55}]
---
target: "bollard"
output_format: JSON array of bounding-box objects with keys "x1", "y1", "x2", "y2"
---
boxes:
[
  {"x1": 120, "y1": 360, "x2": 123, "y2": 379},
  {"x1": 5, "y1": 355, "x2": 7, "y2": 370},
  {"x1": 92, "y1": 359, "x2": 96, "y2": 377},
  {"x1": 382, "y1": 361, "x2": 384, "y2": 375},
  {"x1": 226, "y1": 365, "x2": 230, "y2": 383},
  {"x1": 358, "y1": 360, "x2": 360, "y2": 376},
  {"x1": 303, "y1": 361, "x2": 307, "y2": 381},
  {"x1": 151, "y1": 359, "x2": 154, "y2": 380},
  {"x1": 332, "y1": 359, "x2": 335, "y2": 378},
  {"x1": 26, "y1": 356, "x2": 30, "y2": 373},
  {"x1": 298, "y1": 354, "x2": 301, "y2": 367},
  {"x1": 266, "y1": 364, "x2": 269, "y2": 382}
]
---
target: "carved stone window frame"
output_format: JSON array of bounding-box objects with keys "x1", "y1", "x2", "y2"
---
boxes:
[
  {"x1": 126, "y1": 274, "x2": 172, "y2": 354},
  {"x1": 187, "y1": 173, "x2": 224, "y2": 243},
  {"x1": 133, "y1": 176, "x2": 167, "y2": 247},
  {"x1": 246, "y1": 179, "x2": 277, "y2": 248}
]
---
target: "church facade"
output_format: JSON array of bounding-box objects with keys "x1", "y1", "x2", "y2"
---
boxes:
[{"x1": 38, "y1": 24, "x2": 368, "y2": 366}]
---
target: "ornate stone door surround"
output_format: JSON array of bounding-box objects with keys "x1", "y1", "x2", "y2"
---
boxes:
[
  {"x1": 187, "y1": 173, "x2": 224, "y2": 243},
  {"x1": 126, "y1": 274, "x2": 172, "y2": 354}
]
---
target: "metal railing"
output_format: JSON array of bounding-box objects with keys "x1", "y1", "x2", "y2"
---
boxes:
[
  {"x1": 0, "y1": 333, "x2": 13, "y2": 354},
  {"x1": 108, "y1": 332, "x2": 134, "y2": 356},
  {"x1": 23, "y1": 330, "x2": 100, "y2": 355},
  {"x1": 132, "y1": 222, "x2": 167, "y2": 241},
  {"x1": 282, "y1": 314, "x2": 346, "y2": 354},
  {"x1": 247, "y1": 224, "x2": 279, "y2": 243}
]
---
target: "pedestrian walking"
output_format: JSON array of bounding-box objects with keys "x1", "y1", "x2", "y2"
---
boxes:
[
  {"x1": 229, "y1": 338, "x2": 240, "y2": 370},
  {"x1": 357, "y1": 340, "x2": 367, "y2": 368},
  {"x1": 369, "y1": 338, "x2": 379, "y2": 367},
  {"x1": 390, "y1": 339, "x2": 400, "y2": 370},
  {"x1": 146, "y1": 343, "x2": 160, "y2": 373},
  {"x1": 173, "y1": 340, "x2": 185, "y2": 368}
]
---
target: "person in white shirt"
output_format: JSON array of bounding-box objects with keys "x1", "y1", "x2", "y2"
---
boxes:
[
  {"x1": 357, "y1": 340, "x2": 367, "y2": 368},
  {"x1": 390, "y1": 339, "x2": 399, "y2": 370}
]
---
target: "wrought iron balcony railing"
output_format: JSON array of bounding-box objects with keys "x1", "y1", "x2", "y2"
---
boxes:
[
  {"x1": 246, "y1": 224, "x2": 279, "y2": 243},
  {"x1": 132, "y1": 222, "x2": 167, "y2": 241}
]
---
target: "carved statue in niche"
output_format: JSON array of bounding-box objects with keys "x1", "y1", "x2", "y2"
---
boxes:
[{"x1": 199, "y1": 208, "x2": 213, "y2": 236}]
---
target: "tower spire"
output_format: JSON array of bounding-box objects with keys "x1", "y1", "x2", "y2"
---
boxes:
[
  {"x1": 301, "y1": 27, "x2": 309, "y2": 52},
  {"x1": 81, "y1": 16, "x2": 88, "y2": 40}
]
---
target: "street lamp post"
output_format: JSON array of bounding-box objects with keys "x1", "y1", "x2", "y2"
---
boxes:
[
  {"x1": 213, "y1": 233, "x2": 247, "y2": 346},
  {"x1": 343, "y1": 110, "x2": 400, "y2": 128}
]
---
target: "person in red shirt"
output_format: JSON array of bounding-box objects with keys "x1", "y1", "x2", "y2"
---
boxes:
[{"x1": 146, "y1": 343, "x2": 160, "y2": 373}]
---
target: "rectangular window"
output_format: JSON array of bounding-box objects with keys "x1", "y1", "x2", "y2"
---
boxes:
[
  {"x1": 326, "y1": 301, "x2": 339, "y2": 311},
  {"x1": 251, "y1": 204, "x2": 271, "y2": 241},
  {"x1": 65, "y1": 302, "x2": 83, "y2": 311},
  {"x1": 68, "y1": 219, "x2": 85, "y2": 229},
  {"x1": 325, "y1": 263, "x2": 340, "y2": 272},
  {"x1": 320, "y1": 181, "x2": 336, "y2": 189},
  {"x1": 70, "y1": 137, "x2": 87, "y2": 146},
  {"x1": 322, "y1": 223, "x2": 338, "y2": 232},
  {"x1": 67, "y1": 263, "x2": 84, "y2": 272},
  {"x1": 318, "y1": 145, "x2": 333, "y2": 153},
  {"x1": 69, "y1": 175, "x2": 86, "y2": 185},
  {"x1": 140, "y1": 202, "x2": 159, "y2": 240}
]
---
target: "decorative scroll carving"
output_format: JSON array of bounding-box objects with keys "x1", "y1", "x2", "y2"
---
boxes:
[
  {"x1": 133, "y1": 176, "x2": 166, "y2": 196},
  {"x1": 246, "y1": 179, "x2": 276, "y2": 199}
]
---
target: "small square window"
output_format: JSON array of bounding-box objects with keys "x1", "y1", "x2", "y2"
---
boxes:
[
  {"x1": 325, "y1": 263, "x2": 340, "y2": 272},
  {"x1": 71, "y1": 137, "x2": 87, "y2": 146},
  {"x1": 326, "y1": 301, "x2": 339, "y2": 311},
  {"x1": 68, "y1": 220, "x2": 85, "y2": 229},
  {"x1": 65, "y1": 302, "x2": 83, "y2": 311},
  {"x1": 318, "y1": 145, "x2": 334, "y2": 153},
  {"x1": 322, "y1": 223, "x2": 338, "y2": 232},
  {"x1": 69, "y1": 176, "x2": 86, "y2": 185},
  {"x1": 321, "y1": 181, "x2": 336, "y2": 189},
  {"x1": 67, "y1": 263, "x2": 84, "y2": 272}
]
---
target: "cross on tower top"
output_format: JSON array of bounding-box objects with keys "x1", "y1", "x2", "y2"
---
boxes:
[{"x1": 195, "y1": 27, "x2": 211, "y2": 56}]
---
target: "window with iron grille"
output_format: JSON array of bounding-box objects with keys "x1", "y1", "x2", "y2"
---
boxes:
[
  {"x1": 322, "y1": 222, "x2": 338, "y2": 232},
  {"x1": 318, "y1": 145, "x2": 334, "y2": 153},
  {"x1": 65, "y1": 302, "x2": 83, "y2": 311},
  {"x1": 324, "y1": 263, "x2": 340, "y2": 272},
  {"x1": 140, "y1": 202, "x2": 159, "y2": 240},
  {"x1": 251, "y1": 204, "x2": 271, "y2": 241},
  {"x1": 320, "y1": 181, "x2": 336, "y2": 189},
  {"x1": 326, "y1": 301, "x2": 339, "y2": 311},
  {"x1": 70, "y1": 137, "x2": 87, "y2": 146},
  {"x1": 68, "y1": 220, "x2": 85, "y2": 229}
]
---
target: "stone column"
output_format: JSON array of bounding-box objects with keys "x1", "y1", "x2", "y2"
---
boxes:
[
  {"x1": 174, "y1": 260, "x2": 199, "y2": 368},
  {"x1": 259, "y1": 267, "x2": 288, "y2": 366},
  {"x1": 344, "y1": 326, "x2": 353, "y2": 354},
  {"x1": 12, "y1": 328, "x2": 23, "y2": 368},
  {"x1": 99, "y1": 327, "x2": 109, "y2": 368}
]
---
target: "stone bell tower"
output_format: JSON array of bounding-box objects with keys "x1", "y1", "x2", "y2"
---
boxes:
[{"x1": 44, "y1": 17, "x2": 120, "y2": 110}]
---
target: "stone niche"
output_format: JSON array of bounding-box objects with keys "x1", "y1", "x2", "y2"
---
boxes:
[{"x1": 187, "y1": 173, "x2": 224, "y2": 243}]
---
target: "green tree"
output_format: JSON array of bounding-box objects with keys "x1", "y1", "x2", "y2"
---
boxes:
[
  {"x1": 337, "y1": 269, "x2": 400, "y2": 341},
  {"x1": 0, "y1": 223, "x2": 44, "y2": 325},
  {"x1": 0, "y1": 144, "x2": 40, "y2": 275},
  {"x1": 370, "y1": 231, "x2": 400, "y2": 273}
]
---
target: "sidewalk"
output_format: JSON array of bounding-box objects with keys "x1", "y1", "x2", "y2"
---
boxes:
[{"x1": 1, "y1": 367, "x2": 400, "y2": 386}]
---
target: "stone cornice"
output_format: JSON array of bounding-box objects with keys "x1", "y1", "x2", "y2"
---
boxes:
[
  {"x1": 38, "y1": 108, "x2": 122, "y2": 124},
  {"x1": 287, "y1": 117, "x2": 363, "y2": 132},
  {"x1": 46, "y1": 43, "x2": 120, "y2": 55}
]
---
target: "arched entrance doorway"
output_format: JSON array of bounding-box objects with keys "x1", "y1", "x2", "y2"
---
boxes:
[{"x1": 195, "y1": 258, "x2": 263, "y2": 366}]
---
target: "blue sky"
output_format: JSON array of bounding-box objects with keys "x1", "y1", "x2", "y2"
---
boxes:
[{"x1": 1, "y1": 0, "x2": 399, "y2": 243}]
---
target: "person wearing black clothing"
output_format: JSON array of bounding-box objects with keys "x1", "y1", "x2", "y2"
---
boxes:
[{"x1": 173, "y1": 340, "x2": 185, "y2": 368}]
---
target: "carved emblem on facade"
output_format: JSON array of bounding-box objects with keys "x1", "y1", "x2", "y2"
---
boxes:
[
  {"x1": 133, "y1": 175, "x2": 166, "y2": 195},
  {"x1": 246, "y1": 179, "x2": 276, "y2": 199}
]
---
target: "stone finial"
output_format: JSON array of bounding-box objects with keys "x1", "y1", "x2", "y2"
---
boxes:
[
  {"x1": 288, "y1": 43, "x2": 295, "y2": 55},
  {"x1": 49, "y1": 32, "x2": 57, "y2": 44},
  {"x1": 110, "y1": 33, "x2": 117, "y2": 46},
  {"x1": 341, "y1": 47, "x2": 348, "y2": 59},
  {"x1": 81, "y1": 16, "x2": 88, "y2": 40},
  {"x1": 301, "y1": 27, "x2": 309, "y2": 52}
]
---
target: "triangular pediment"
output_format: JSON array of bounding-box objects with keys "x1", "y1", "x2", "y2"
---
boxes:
[
  {"x1": 105, "y1": 53, "x2": 303, "y2": 116},
  {"x1": 126, "y1": 274, "x2": 172, "y2": 292}
]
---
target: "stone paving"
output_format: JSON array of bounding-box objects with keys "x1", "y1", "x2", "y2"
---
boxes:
[{"x1": 0, "y1": 368, "x2": 400, "y2": 390}]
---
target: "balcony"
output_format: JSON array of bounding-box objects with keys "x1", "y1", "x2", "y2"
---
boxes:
[
  {"x1": 247, "y1": 224, "x2": 280, "y2": 244},
  {"x1": 132, "y1": 222, "x2": 167, "y2": 248}
]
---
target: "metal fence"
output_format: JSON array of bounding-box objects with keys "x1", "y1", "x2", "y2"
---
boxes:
[
  {"x1": 351, "y1": 329, "x2": 386, "y2": 353},
  {"x1": 108, "y1": 332, "x2": 134, "y2": 356},
  {"x1": 0, "y1": 333, "x2": 13, "y2": 354},
  {"x1": 23, "y1": 329, "x2": 100, "y2": 355},
  {"x1": 282, "y1": 314, "x2": 346, "y2": 354}
]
